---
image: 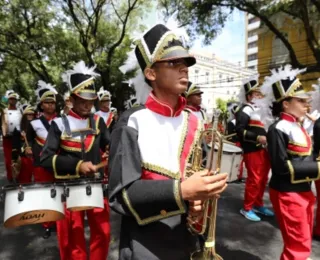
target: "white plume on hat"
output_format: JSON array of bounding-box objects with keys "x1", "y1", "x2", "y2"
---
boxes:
[
  {"x1": 18, "y1": 102, "x2": 35, "y2": 114},
  {"x1": 61, "y1": 60, "x2": 100, "y2": 91},
  {"x1": 119, "y1": 12, "x2": 190, "y2": 104},
  {"x1": 257, "y1": 64, "x2": 307, "y2": 129},
  {"x1": 63, "y1": 91, "x2": 71, "y2": 101},
  {"x1": 97, "y1": 87, "x2": 111, "y2": 101},
  {"x1": 238, "y1": 74, "x2": 259, "y2": 104},
  {"x1": 260, "y1": 65, "x2": 306, "y2": 106},
  {"x1": 35, "y1": 80, "x2": 57, "y2": 103},
  {"x1": 124, "y1": 94, "x2": 138, "y2": 110},
  {"x1": 5, "y1": 90, "x2": 20, "y2": 100}
]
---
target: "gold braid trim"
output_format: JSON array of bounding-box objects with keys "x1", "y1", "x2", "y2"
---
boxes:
[
  {"x1": 288, "y1": 140, "x2": 308, "y2": 148},
  {"x1": 288, "y1": 160, "x2": 320, "y2": 184},
  {"x1": 173, "y1": 180, "x2": 186, "y2": 212},
  {"x1": 287, "y1": 149, "x2": 311, "y2": 156},
  {"x1": 142, "y1": 162, "x2": 179, "y2": 180},
  {"x1": 122, "y1": 183, "x2": 185, "y2": 226},
  {"x1": 53, "y1": 155, "x2": 81, "y2": 179},
  {"x1": 177, "y1": 112, "x2": 189, "y2": 166}
]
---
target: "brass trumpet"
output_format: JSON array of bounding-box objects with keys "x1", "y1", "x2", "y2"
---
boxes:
[{"x1": 186, "y1": 109, "x2": 224, "y2": 260}]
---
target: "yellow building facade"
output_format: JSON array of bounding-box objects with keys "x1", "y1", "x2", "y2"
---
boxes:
[{"x1": 257, "y1": 13, "x2": 320, "y2": 89}]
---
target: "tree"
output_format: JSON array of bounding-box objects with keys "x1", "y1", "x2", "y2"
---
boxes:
[
  {"x1": 59, "y1": 0, "x2": 151, "y2": 109},
  {"x1": 158, "y1": 0, "x2": 320, "y2": 73},
  {"x1": 0, "y1": 0, "x2": 151, "y2": 110},
  {"x1": 0, "y1": 0, "x2": 86, "y2": 98}
]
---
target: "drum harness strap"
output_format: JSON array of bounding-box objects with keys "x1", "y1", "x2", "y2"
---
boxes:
[{"x1": 61, "y1": 114, "x2": 97, "y2": 160}]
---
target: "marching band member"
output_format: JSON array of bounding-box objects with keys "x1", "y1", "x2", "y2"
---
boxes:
[
  {"x1": 27, "y1": 81, "x2": 57, "y2": 183},
  {"x1": 109, "y1": 24, "x2": 228, "y2": 259},
  {"x1": 261, "y1": 65, "x2": 319, "y2": 260},
  {"x1": 311, "y1": 81, "x2": 320, "y2": 241},
  {"x1": 61, "y1": 91, "x2": 72, "y2": 115},
  {"x1": 40, "y1": 61, "x2": 110, "y2": 260},
  {"x1": 226, "y1": 102, "x2": 240, "y2": 144},
  {"x1": 236, "y1": 76, "x2": 274, "y2": 221},
  {"x1": 95, "y1": 87, "x2": 116, "y2": 130},
  {"x1": 11, "y1": 103, "x2": 35, "y2": 183},
  {"x1": 1, "y1": 90, "x2": 21, "y2": 182},
  {"x1": 26, "y1": 80, "x2": 58, "y2": 238},
  {"x1": 185, "y1": 81, "x2": 208, "y2": 128},
  {"x1": 227, "y1": 102, "x2": 244, "y2": 181}
]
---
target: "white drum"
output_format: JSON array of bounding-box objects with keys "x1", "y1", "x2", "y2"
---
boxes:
[
  {"x1": 207, "y1": 142, "x2": 243, "y2": 182},
  {"x1": 65, "y1": 179, "x2": 104, "y2": 211},
  {"x1": 2, "y1": 183, "x2": 65, "y2": 228}
]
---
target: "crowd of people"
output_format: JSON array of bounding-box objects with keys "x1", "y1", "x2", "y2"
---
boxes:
[{"x1": 0, "y1": 23, "x2": 319, "y2": 260}]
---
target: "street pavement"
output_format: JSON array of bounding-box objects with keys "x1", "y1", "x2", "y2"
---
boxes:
[{"x1": 0, "y1": 143, "x2": 319, "y2": 260}]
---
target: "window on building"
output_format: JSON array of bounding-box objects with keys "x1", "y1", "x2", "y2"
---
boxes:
[
  {"x1": 248, "y1": 66, "x2": 256, "y2": 70},
  {"x1": 248, "y1": 29, "x2": 258, "y2": 37},
  {"x1": 248, "y1": 17, "x2": 260, "y2": 24},
  {"x1": 248, "y1": 42, "x2": 257, "y2": 49},
  {"x1": 205, "y1": 72, "x2": 209, "y2": 84},
  {"x1": 272, "y1": 34, "x2": 289, "y2": 66},
  {"x1": 248, "y1": 54, "x2": 257, "y2": 61},
  {"x1": 195, "y1": 70, "x2": 199, "y2": 83}
]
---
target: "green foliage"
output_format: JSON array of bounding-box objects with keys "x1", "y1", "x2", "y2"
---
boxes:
[
  {"x1": 0, "y1": 0, "x2": 151, "y2": 110},
  {"x1": 159, "y1": 0, "x2": 320, "y2": 72}
]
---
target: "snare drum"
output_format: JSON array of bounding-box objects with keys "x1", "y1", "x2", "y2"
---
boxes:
[
  {"x1": 64, "y1": 179, "x2": 104, "y2": 211},
  {"x1": 207, "y1": 143, "x2": 243, "y2": 182},
  {"x1": 2, "y1": 183, "x2": 64, "y2": 228}
]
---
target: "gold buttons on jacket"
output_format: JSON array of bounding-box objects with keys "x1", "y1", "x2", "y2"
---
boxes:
[{"x1": 160, "y1": 210, "x2": 167, "y2": 216}]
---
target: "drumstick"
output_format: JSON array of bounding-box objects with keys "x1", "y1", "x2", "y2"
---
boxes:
[
  {"x1": 95, "y1": 161, "x2": 108, "y2": 170},
  {"x1": 21, "y1": 131, "x2": 30, "y2": 148}
]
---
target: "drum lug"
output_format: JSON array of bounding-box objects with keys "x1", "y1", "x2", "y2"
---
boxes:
[
  {"x1": 103, "y1": 184, "x2": 108, "y2": 197},
  {"x1": 51, "y1": 188, "x2": 57, "y2": 198},
  {"x1": 64, "y1": 187, "x2": 70, "y2": 197},
  {"x1": 86, "y1": 185, "x2": 92, "y2": 196},
  {"x1": 18, "y1": 190, "x2": 24, "y2": 202},
  {"x1": 0, "y1": 191, "x2": 4, "y2": 202}
]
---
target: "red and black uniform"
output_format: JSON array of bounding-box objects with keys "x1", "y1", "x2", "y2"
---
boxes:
[
  {"x1": 40, "y1": 109, "x2": 111, "y2": 260},
  {"x1": 312, "y1": 117, "x2": 320, "y2": 239},
  {"x1": 236, "y1": 103, "x2": 270, "y2": 211},
  {"x1": 27, "y1": 114, "x2": 56, "y2": 182},
  {"x1": 109, "y1": 93, "x2": 202, "y2": 259},
  {"x1": 95, "y1": 109, "x2": 116, "y2": 132},
  {"x1": 268, "y1": 113, "x2": 320, "y2": 260}
]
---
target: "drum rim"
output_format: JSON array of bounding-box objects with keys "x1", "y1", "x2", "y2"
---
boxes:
[
  {"x1": 62, "y1": 178, "x2": 104, "y2": 187},
  {"x1": 1, "y1": 178, "x2": 104, "y2": 191}
]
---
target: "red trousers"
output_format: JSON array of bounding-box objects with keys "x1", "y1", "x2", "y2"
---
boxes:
[
  {"x1": 243, "y1": 149, "x2": 270, "y2": 211},
  {"x1": 237, "y1": 156, "x2": 245, "y2": 180},
  {"x1": 3, "y1": 137, "x2": 12, "y2": 181},
  {"x1": 270, "y1": 188, "x2": 315, "y2": 260},
  {"x1": 33, "y1": 166, "x2": 55, "y2": 229},
  {"x1": 314, "y1": 180, "x2": 320, "y2": 236},
  {"x1": 17, "y1": 157, "x2": 33, "y2": 184},
  {"x1": 57, "y1": 199, "x2": 110, "y2": 260}
]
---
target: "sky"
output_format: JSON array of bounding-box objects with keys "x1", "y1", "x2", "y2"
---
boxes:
[
  {"x1": 191, "y1": 10, "x2": 246, "y2": 65},
  {"x1": 143, "y1": 5, "x2": 245, "y2": 66}
]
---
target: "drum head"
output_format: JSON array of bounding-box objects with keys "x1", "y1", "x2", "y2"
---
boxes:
[
  {"x1": 209, "y1": 142, "x2": 242, "y2": 154},
  {"x1": 4, "y1": 210, "x2": 64, "y2": 228}
]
